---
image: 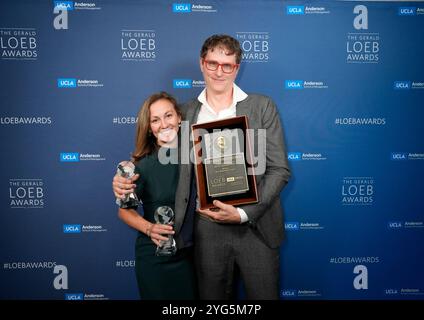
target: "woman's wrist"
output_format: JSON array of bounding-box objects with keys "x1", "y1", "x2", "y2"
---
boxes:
[{"x1": 145, "y1": 222, "x2": 153, "y2": 237}]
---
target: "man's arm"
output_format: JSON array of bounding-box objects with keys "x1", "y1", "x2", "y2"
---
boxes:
[{"x1": 239, "y1": 97, "x2": 290, "y2": 224}]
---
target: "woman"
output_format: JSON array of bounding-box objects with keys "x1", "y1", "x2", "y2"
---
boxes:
[{"x1": 118, "y1": 92, "x2": 197, "y2": 300}]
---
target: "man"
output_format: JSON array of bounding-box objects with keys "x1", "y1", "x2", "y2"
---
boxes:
[{"x1": 113, "y1": 34, "x2": 290, "y2": 299}]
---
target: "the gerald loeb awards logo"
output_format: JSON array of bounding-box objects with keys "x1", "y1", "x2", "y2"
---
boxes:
[
  {"x1": 346, "y1": 5, "x2": 380, "y2": 64},
  {"x1": 341, "y1": 177, "x2": 374, "y2": 206},
  {"x1": 121, "y1": 29, "x2": 156, "y2": 61},
  {"x1": 9, "y1": 179, "x2": 45, "y2": 209},
  {"x1": 0, "y1": 28, "x2": 38, "y2": 60},
  {"x1": 236, "y1": 32, "x2": 269, "y2": 62}
]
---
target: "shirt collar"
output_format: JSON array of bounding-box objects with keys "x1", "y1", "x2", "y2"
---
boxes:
[{"x1": 197, "y1": 83, "x2": 248, "y2": 109}]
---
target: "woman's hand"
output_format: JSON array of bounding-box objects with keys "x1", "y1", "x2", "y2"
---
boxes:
[
  {"x1": 146, "y1": 223, "x2": 175, "y2": 246},
  {"x1": 112, "y1": 174, "x2": 139, "y2": 199}
]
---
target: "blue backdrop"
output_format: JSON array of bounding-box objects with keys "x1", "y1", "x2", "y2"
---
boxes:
[{"x1": 1, "y1": 0, "x2": 423, "y2": 300}]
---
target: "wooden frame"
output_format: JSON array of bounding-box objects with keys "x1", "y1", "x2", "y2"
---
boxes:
[{"x1": 191, "y1": 116, "x2": 258, "y2": 209}]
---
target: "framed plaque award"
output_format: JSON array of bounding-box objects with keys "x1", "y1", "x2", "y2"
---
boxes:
[{"x1": 191, "y1": 116, "x2": 258, "y2": 209}]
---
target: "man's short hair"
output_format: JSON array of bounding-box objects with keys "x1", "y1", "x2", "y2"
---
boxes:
[{"x1": 200, "y1": 34, "x2": 242, "y2": 64}]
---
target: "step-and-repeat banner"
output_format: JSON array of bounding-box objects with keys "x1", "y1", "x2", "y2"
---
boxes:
[{"x1": 1, "y1": 0, "x2": 423, "y2": 300}]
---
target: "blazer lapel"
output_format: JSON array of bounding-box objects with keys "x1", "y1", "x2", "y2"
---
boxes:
[
  {"x1": 236, "y1": 96, "x2": 252, "y2": 120},
  {"x1": 174, "y1": 100, "x2": 201, "y2": 234},
  {"x1": 185, "y1": 100, "x2": 202, "y2": 175}
]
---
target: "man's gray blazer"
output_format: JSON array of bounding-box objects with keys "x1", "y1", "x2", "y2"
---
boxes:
[{"x1": 174, "y1": 94, "x2": 291, "y2": 249}]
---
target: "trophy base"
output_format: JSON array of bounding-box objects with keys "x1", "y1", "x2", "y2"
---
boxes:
[
  {"x1": 155, "y1": 239, "x2": 177, "y2": 257},
  {"x1": 118, "y1": 198, "x2": 139, "y2": 209}
]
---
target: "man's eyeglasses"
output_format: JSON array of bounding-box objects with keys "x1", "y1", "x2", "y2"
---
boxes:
[{"x1": 203, "y1": 59, "x2": 239, "y2": 74}]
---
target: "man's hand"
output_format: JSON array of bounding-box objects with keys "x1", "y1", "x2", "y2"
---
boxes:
[
  {"x1": 197, "y1": 200, "x2": 241, "y2": 224},
  {"x1": 112, "y1": 174, "x2": 139, "y2": 199}
]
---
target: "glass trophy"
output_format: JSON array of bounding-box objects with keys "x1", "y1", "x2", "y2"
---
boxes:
[
  {"x1": 154, "y1": 206, "x2": 177, "y2": 256},
  {"x1": 115, "y1": 161, "x2": 140, "y2": 209}
]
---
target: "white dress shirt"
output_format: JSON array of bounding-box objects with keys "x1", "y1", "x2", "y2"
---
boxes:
[{"x1": 195, "y1": 84, "x2": 250, "y2": 223}]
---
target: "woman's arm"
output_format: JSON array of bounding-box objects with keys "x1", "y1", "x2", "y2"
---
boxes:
[{"x1": 118, "y1": 208, "x2": 175, "y2": 246}]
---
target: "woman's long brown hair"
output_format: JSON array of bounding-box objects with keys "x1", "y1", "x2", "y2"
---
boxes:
[{"x1": 132, "y1": 92, "x2": 181, "y2": 162}]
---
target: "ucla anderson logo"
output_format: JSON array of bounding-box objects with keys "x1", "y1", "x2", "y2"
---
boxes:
[
  {"x1": 394, "y1": 81, "x2": 424, "y2": 90},
  {"x1": 57, "y1": 78, "x2": 103, "y2": 88},
  {"x1": 287, "y1": 5, "x2": 329, "y2": 15},
  {"x1": 287, "y1": 6, "x2": 304, "y2": 15},
  {"x1": 65, "y1": 293, "x2": 83, "y2": 300},
  {"x1": 173, "y1": 3, "x2": 191, "y2": 12},
  {"x1": 63, "y1": 224, "x2": 81, "y2": 233},
  {"x1": 54, "y1": 1, "x2": 101, "y2": 11},
  {"x1": 54, "y1": 1, "x2": 74, "y2": 10},
  {"x1": 173, "y1": 79, "x2": 192, "y2": 88},
  {"x1": 388, "y1": 221, "x2": 402, "y2": 229},
  {"x1": 288, "y1": 152, "x2": 302, "y2": 161},
  {"x1": 394, "y1": 81, "x2": 411, "y2": 90},
  {"x1": 285, "y1": 80, "x2": 303, "y2": 90},
  {"x1": 285, "y1": 222, "x2": 299, "y2": 230},
  {"x1": 281, "y1": 289, "x2": 297, "y2": 297},
  {"x1": 57, "y1": 78, "x2": 76, "y2": 88},
  {"x1": 391, "y1": 152, "x2": 424, "y2": 161},
  {"x1": 391, "y1": 152, "x2": 407, "y2": 160},
  {"x1": 398, "y1": 7, "x2": 416, "y2": 15},
  {"x1": 60, "y1": 153, "x2": 79, "y2": 162}
]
